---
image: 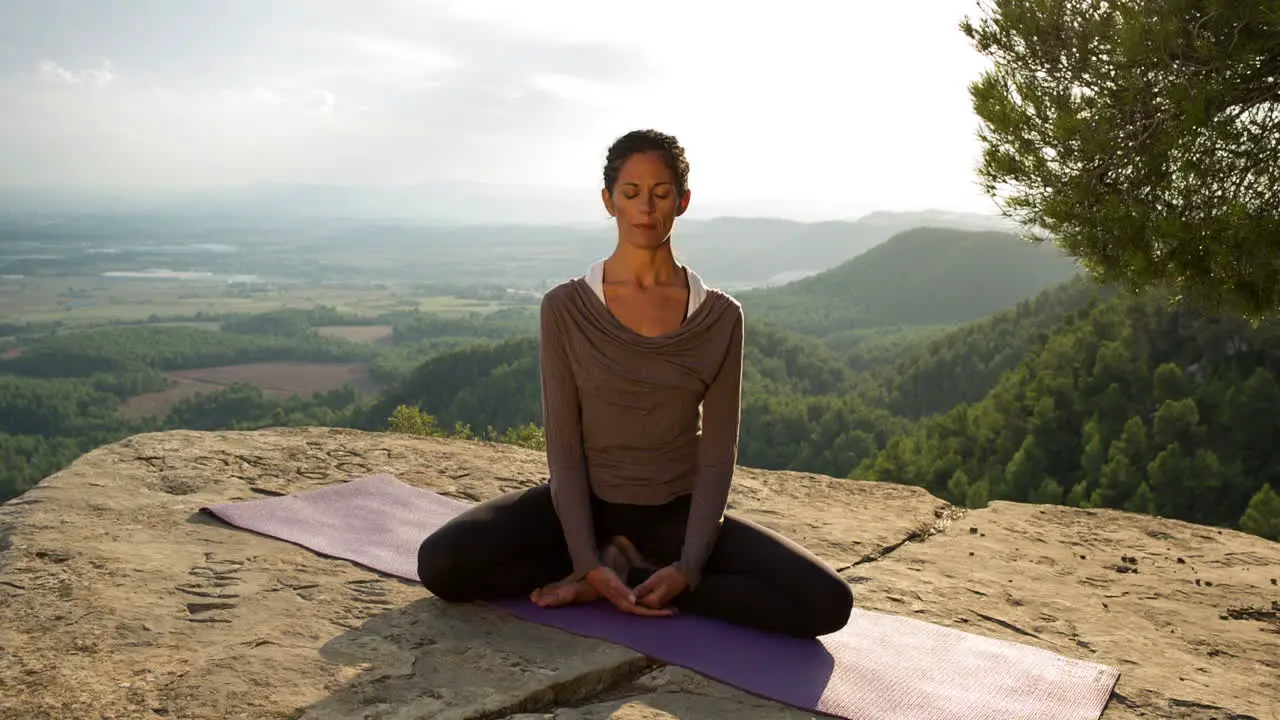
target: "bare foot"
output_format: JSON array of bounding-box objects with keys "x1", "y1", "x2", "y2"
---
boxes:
[
  {"x1": 600, "y1": 541, "x2": 632, "y2": 578},
  {"x1": 611, "y1": 535, "x2": 655, "y2": 571},
  {"x1": 530, "y1": 536, "x2": 659, "y2": 609},
  {"x1": 530, "y1": 577, "x2": 600, "y2": 608}
]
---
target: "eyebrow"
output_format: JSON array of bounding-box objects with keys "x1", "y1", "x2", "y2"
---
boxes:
[{"x1": 619, "y1": 181, "x2": 673, "y2": 188}]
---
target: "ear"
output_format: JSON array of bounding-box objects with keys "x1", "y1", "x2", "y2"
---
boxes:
[
  {"x1": 601, "y1": 187, "x2": 616, "y2": 217},
  {"x1": 676, "y1": 188, "x2": 691, "y2": 217}
]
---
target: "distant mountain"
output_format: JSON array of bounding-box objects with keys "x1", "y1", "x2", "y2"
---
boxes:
[
  {"x1": 301, "y1": 211, "x2": 1033, "y2": 290},
  {"x1": 674, "y1": 211, "x2": 1017, "y2": 289},
  {"x1": 739, "y1": 226, "x2": 1083, "y2": 335},
  {"x1": 0, "y1": 182, "x2": 603, "y2": 226},
  {"x1": 0, "y1": 201, "x2": 1020, "y2": 290},
  {"x1": 853, "y1": 210, "x2": 1017, "y2": 233},
  {"x1": 0, "y1": 182, "x2": 1011, "y2": 237}
]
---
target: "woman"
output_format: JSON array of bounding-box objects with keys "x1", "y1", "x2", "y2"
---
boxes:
[{"x1": 417, "y1": 129, "x2": 854, "y2": 638}]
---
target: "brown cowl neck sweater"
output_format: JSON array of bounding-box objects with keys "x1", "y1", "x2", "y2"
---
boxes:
[{"x1": 538, "y1": 275, "x2": 745, "y2": 589}]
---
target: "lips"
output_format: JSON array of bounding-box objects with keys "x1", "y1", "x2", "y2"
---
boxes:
[{"x1": 633, "y1": 222, "x2": 657, "y2": 230}]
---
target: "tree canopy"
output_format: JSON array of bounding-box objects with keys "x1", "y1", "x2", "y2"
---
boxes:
[
  {"x1": 963, "y1": 0, "x2": 1280, "y2": 319},
  {"x1": 6, "y1": 278, "x2": 1278, "y2": 543}
]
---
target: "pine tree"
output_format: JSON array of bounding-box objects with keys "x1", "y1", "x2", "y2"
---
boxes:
[
  {"x1": 1091, "y1": 416, "x2": 1147, "y2": 508},
  {"x1": 1030, "y1": 478, "x2": 1065, "y2": 505},
  {"x1": 1153, "y1": 363, "x2": 1190, "y2": 404},
  {"x1": 1239, "y1": 484, "x2": 1280, "y2": 541},
  {"x1": 963, "y1": 0, "x2": 1280, "y2": 318},
  {"x1": 966, "y1": 478, "x2": 992, "y2": 509},
  {"x1": 1125, "y1": 482, "x2": 1156, "y2": 516},
  {"x1": 948, "y1": 468, "x2": 972, "y2": 506},
  {"x1": 1080, "y1": 415, "x2": 1107, "y2": 492}
]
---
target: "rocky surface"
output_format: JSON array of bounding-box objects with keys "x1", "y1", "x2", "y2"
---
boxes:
[{"x1": 0, "y1": 426, "x2": 1276, "y2": 720}]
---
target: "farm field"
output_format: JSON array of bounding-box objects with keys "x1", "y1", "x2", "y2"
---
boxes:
[
  {"x1": 118, "y1": 362, "x2": 380, "y2": 419},
  {"x1": 316, "y1": 324, "x2": 395, "y2": 344},
  {"x1": 0, "y1": 275, "x2": 508, "y2": 328}
]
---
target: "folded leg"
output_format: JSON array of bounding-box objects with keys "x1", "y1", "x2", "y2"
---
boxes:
[
  {"x1": 675, "y1": 514, "x2": 853, "y2": 638},
  {"x1": 417, "y1": 483, "x2": 571, "y2": 602}
]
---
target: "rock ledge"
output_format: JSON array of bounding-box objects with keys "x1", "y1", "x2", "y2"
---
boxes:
[{"x1": 0, "y1": 427, "x2": 1276, "y2": 719}]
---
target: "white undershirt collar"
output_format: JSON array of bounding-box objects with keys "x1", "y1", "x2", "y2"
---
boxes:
[{"x1": 585, "y1": 258, "x2": 706, "y2": 319}]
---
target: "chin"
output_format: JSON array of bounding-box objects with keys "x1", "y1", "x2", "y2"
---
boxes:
[
  {"x1": 625, "y1": 238, "x2": 670, "y2": 251},
  {"x1": 622, "y1": 229, "x2": 671, "y2": 249}
]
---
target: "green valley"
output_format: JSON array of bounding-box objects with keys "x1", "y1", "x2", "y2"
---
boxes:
[{"x1": 3, "y1": 219, "x2": 1276, "y2": 543}]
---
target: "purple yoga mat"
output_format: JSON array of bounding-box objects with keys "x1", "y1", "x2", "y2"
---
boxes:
[{"x1": 201, "y1": 474, "x2": 1120, "y2": 720}]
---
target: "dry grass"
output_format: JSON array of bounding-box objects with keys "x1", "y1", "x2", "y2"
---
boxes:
[{"x1": 118, "y1": 362, "x2": 379, "y2": 419}]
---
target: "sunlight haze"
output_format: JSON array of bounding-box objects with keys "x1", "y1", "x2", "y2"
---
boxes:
[{"x1": 0, "y1": 0, "x2": 995, "y2": 221}]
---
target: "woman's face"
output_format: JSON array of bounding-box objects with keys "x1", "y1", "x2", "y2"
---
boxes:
[{"x1": 603, "y1": 151, "x2": 691, "y2": 250}]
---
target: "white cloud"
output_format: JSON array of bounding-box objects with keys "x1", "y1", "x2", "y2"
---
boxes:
[
  {"x1": 528, "y1": 73, "x2": 609, "y2": 102},
  {"x1": 222, "y1": 82, "x2": 337, "y2": 116},
  {"x1": 340, "y1": 33, "x2": 458, "y2": 76},
  {"x1": 37, "y1": 59, "x2": 115, "y2": 87},
  {"x1": 0, "y1": 0, "x2": 1001, "y2": 218}
]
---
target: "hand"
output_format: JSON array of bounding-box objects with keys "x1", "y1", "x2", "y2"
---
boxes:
[
  {"x1": 586, "y1": 566, "x2": 676, "y2": 617},
  {"x1": 634, "y1": 565, "x2": 688, "y2": 609}
]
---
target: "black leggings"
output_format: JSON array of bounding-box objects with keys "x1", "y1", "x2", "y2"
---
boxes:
[{"x1": 417, "y1": 483, "x2": 854, "y2": 638}]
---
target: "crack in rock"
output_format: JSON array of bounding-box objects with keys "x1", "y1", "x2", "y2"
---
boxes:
[
  {"x1": 970, "y1": 610, "x2": 1046, "y2": 642},
  {"x1": 1109, "y1": 689, "x2": 1263, "y2": 720},
  {"x1": 464, "y1": 656, "x2": 657, "y2": 720},
  {"x1": 847, "y1": 505, "x2": 965, "y2": 568},
  {"x1": 1166, "y1": 697, "x2": 1260, "y2": 719}
]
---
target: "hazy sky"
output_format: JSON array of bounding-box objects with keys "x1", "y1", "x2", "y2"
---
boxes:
[{"x1": 0, "y1": 0, "x2": 998, "y2": 218}]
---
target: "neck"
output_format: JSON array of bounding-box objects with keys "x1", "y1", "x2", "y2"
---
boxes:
[{"x1": 604, "y1": 239, "x2": 681, "y2": 288}]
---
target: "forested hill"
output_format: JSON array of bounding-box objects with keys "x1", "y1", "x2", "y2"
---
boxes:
[
  {"x1": 876, "y1": 276, "x2": 1115, "y2": 418},
  {"x1": 738, "y1": 227, "x2": 1083, "y2": 338},
  {"x1": 3, "y1": 273, "x2": 1277, "y2": 540},
  {"x1": 355, "y1": 321, "x2": 877, "y2": 445},
  {"x1": 361, "y1": 280, "x2": 1280, "y2": 540},
  {"x1": 856, "y1": 289, "x2": 1280, "y2": 533},
  {"x1": 359, "y1": 337, "x2": 543, "y2": 433},
  {"x1": 673, "y1": 210, "x2": 1013, "y2": 286}
]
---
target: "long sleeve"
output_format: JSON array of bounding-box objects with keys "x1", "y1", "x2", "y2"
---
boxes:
[
  {"x1": 539, "y1": 294, "x2": 600, "y2": 579},
  {"x1": 674, "y1": 305, "x2": 745, "y2": 589}
]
